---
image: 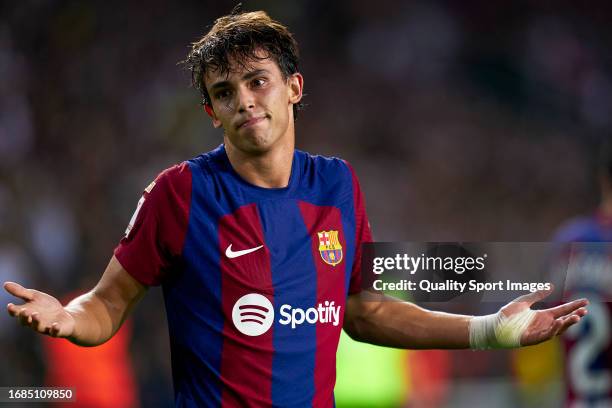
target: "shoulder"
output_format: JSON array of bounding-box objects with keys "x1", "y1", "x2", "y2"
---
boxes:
[
  {"x1": 183, "y1": 145, "x2": 228, "y2": 179},
  {"x1": 297, "y1": 150, "x2": 353, "y2": 181},
  {"x1": 157, "y1": 162, "x2": 191, "y2": 181},
  {"x1": 553, "y1": 215, "x2": 600, "y2": 242},
  {"x1": 149, "y1": 146, "x2": 229, "y2": 193},
  {"x1": 132, "y1": 163, "x2": 193, "y2": 219},
  {"x1": 149, "y1": 162, "x2": 192, "y2": 195}
]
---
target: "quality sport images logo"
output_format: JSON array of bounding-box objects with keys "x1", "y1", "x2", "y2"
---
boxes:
[{"x1": 231, "y1": 293, "x2": 342, "y2": 336}]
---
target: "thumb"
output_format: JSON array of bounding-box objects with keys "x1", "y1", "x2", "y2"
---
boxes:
[{"x1": 4, "y1": 282, "x2": 34, "y2": 302}]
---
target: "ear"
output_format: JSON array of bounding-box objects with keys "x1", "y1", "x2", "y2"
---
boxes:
[
  {"x1": 204, "y1": 104, "x2": 223, "y2": 128},
  {"x1": 287, "y1": 73, "x2": 304, "y2": 105}
]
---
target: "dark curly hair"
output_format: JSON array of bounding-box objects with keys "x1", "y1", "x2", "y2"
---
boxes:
[{"x1": 180, "y1": 9, "x2": 303, "y2": 119}]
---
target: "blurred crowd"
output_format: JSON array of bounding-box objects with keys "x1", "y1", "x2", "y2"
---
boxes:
[{"x1": 1, "y1": 1, "x2": 610, "y2": 406}]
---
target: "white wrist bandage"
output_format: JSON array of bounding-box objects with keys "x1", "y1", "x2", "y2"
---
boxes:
[{"x1": 469, "y1": 309, "x2": 537, "y2": 349}]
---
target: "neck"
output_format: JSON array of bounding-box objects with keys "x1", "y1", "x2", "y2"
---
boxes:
[{"x1": 224, "y1": 136, "x2": 295, "y2": 189}]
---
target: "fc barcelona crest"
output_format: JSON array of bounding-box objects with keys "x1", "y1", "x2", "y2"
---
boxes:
[{"x1": 317, "y1": 230, "x2": 343, "y2": 266}]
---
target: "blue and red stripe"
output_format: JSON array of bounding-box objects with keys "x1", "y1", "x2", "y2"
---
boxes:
[
  {"x1": 219, "y1": 204, "x2": 275, "y2": 407},
  {"x1": 299, "y1": 202, "x2": 347, "y2": 407},
  {"x1": 155, "y1": 148, "x2": 369, "y2": 407},
  {"x1": 258, "y1": 200, "x2": 318, "y2": 407}
]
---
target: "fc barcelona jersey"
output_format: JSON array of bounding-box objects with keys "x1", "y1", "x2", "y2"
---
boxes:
[
  {"x1": 553, "y1": 212, "x2": 612, "y2": 407},
  {"x1": 114, "y1": 145, "x2": 372, "y2": 407}
]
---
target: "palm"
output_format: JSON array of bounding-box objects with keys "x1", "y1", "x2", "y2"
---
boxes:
[
  {"x1": 4, "y1": 282, "x2": 75, "y2": 338},
  {"x1": 500, "y1": 289, "x2": 588, "y2": 347}
]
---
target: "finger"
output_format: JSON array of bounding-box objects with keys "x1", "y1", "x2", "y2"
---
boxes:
[
  {"x1": 17, "y1": 308, "x2": 31, "y2": 326},
  {"x1": 30, "y1": 312, "x2": 41, "y2": 332},
  {"x1": 558, "y1": 316, "x2": 579, "y2": 336},
  {"x1": 3, "y1": 282, "x2": 34, "y2": 302},
  {"x1": 550, "y1": 318, "x2": 564, "y2": 337},
  {"x1": 547, "y1": 299, "x2": 589, "y2": 319},
  {"x1": 512, "y1": 286, "x2": 554, "y2": 306},
  {"x1": 7, "y1": 303, "x2": 21, "y2": 317},
  {"x1": 556, "y1": 315, "x2": 581, "y2": 336},
  {"x1": 50, "y1": 322, "x2": 60, "y2": 337},
  {"x1": 573, "y1": 307, "x2": 588, "y2": 318}
]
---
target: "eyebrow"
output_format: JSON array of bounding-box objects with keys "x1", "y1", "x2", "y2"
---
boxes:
[{"x1": 209, "y1": 69, "x2": 270, "y2": 92}]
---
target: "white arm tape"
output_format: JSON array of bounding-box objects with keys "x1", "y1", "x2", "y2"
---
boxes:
[{"x1": 469, "y1": 308, "x2": 537, "y2": 349}]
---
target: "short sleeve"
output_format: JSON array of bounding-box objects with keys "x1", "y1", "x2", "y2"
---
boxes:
[
  {"x1": 345, "y1": 162, "x2": 373, "y2": 295},
  {"x1": 113, "y1": 162, "x2": 192, "y2": 286}
]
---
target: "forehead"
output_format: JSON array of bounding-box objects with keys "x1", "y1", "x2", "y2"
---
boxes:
[{"x1": 204, "y1": 55, "x2": 282, "y2": 89}]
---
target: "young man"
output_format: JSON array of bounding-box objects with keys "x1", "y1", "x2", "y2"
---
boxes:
[{"x1": 4, "y1": 10, "x2": 589, "y2": 407}]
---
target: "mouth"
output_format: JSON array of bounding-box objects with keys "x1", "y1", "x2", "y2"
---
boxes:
[{"x1": 237, "y1": 115, "x2": 267, "y2": 129}]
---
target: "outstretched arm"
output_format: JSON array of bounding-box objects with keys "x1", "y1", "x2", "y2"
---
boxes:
[
  {"x1": 4, "y1": 255, "x2": 146, "y2": 347},
  {"x1": 343, "y1": 289, "x2": 588, "y2": 349}
]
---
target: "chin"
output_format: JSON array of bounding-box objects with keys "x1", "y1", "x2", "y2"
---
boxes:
[{"x1": 234, "y1": 132, "x2": 276, "y2": 155}]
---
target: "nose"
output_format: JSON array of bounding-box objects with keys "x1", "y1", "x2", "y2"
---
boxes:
[{"x1": 236, "y1": 86, "x2": 255, "y2": 113}]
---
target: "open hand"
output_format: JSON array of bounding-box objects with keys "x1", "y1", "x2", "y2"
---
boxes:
[
  {"x1": 500, "y1": 288, "x2": 588, "y2": 346},
  {"x1": 4, "y1": 281, "x2": 75, "y2": 338}
]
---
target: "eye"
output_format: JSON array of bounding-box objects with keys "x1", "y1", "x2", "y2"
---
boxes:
[
  {"x1": 251, "y1": 78, "x2": 267, "y2": 88},
  {"x1": 215, "y1": 89, "x2": 232, "y2": 100}
]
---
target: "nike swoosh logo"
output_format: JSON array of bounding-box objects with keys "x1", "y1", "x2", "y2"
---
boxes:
[{"x1": 225, "y1": 244, "x2": 264, "y2": 259}]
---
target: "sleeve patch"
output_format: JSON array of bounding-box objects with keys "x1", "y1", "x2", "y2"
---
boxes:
[
  {"x1": 125, "y1": 195, "x2": 145, "y2": 238},
  {"x1": 144, "y1": 181, "x2": 156, "y2": 194}
]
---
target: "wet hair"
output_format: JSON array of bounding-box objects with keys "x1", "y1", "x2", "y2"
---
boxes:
[{"x1": 180, "y1": 8, "x2": 303, "y2": 118}]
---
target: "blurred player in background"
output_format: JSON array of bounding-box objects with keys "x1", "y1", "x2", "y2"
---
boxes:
[
  {"x1": 3, "y1": 8, "x2": 589, "y2": 408},
  {"x1": 554, "y1": 141, "x2": 612, "y2": 407}
]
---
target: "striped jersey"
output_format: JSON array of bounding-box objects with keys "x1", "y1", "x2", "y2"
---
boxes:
[
  {"x1": 114, "y1": 144, "x2": 372, "y2": 407},
  {"x1": 553, "y1": 211, "x2": 612, "y2": 407}
]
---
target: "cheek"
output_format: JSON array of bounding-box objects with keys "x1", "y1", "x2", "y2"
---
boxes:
[
  {"x1": 268, "y1": 87, "x2": 290, "y2": 115},
  {"x1": 215, "y1": 101, "x2": 233, "y2": 115}
]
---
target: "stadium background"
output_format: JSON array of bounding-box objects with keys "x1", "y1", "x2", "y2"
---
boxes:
[{"x1": 0, "y1": 1, "x2": 609, "y2": 407}]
